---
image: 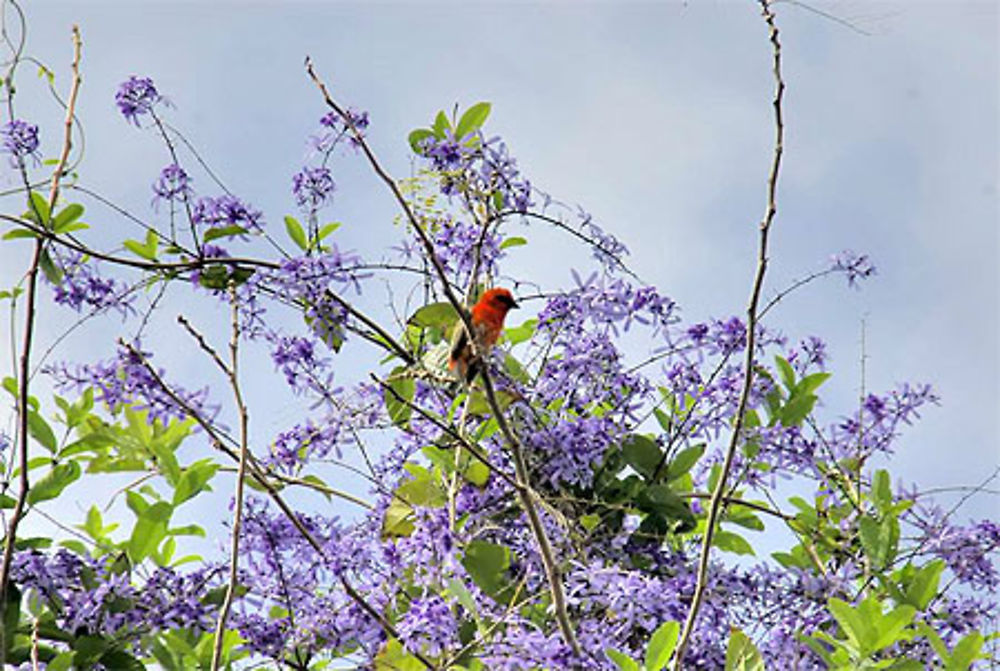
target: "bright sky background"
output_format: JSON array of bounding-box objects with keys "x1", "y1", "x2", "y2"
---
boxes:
[{"x1": 2, "y1": 2, "x2": 997, "y2": 551}]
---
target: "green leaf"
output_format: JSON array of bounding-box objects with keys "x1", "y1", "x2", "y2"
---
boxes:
[
  {"x1": 504, "y1": 318, "x2": 537, "y2": 345},
  {"x1": 123, "y1": 230, "x2": 159, "y2": 260},
  {"x1": 382, "y1": 497, "x2": 415, "y2": 538},
  {"x1": 26, "y1": 460, "x2": 81, "y2": 505},
  {"x1": 903, "y1": 560, "x2": 944, "y2": 610},
  {"x1": 605, "y1": 649, "x2": 640, "y2": 671},
  {"x1": 461, "y1": 540, "x2": 511, "y2": 599},
  {"x1": 408, "y1": 128, "x2": 435, "y2": 155},
  {"x1": 949, "y1": 630, "x2": 985, "y2": 670},
  {"x1": 27, "y1": 410, "x2": 57, "y2": 452},
  {"x1": 795, "y1": 371, "x2": 831, "y2": 396},
  {"x1": 622, "y1": 434, "x2": 662, "y2": 480},
  {"x1": 725, "y1": 628, "x2": 765, "y2": 671},
  {"x1": 396, "y1": 464, "x2": 446, "y2": 507},
  {"x1": 203, "y1": 224, "x2": 248, "y2": 242},
  {"x1": 284, "y1": 216, "x2": 308, "y2": 250},
  {"x1": 455, "y1": 102, "x2": 491, "y2": 140},
  {"x1": 780, "y1": 391, "x2": 817, "y2": 427},
  {"x1": 51, "y1": 203, "x2": 84, "y2": 232},
  {"x1": 775, "y1": 355, "x2": 796, "y2": 391},
  {"x1": 666, "y1": 444, "x2": 706, "y2": 482},
  {"x1": 828, "y1": 597, "x2": 869, "y2": 652},
  {"x1": 27, "y1": 191, "x2": 51, "y2": 225},
  {"x1": 871, "y1": 604, "x2": 915, "y2": 652},
  {"x1": 433, "y1": 110, "x2": 451, "y2": 139},
  {"x1": 128, "y1": 501, "x2": 173, "y2": 563},
  {"x1": 2, "y1": 228, "x2": 38, "y2": 240},
  {"x1": 500, "y1": 235, "x2": 527, "y2": 250},
  {"x1": 173, "y1": 459, "x2": 219, "y2": 505},
  {"x1": 375, "y1": 638, "x2": 426, "y2": 671},
  {"x1": 38, "y1": 247, "x2": 63, "y2": 284},
  {"x1": 636, "y1": 484, "x2": 696, "y2": 533},
  {"x1": 318, "y1": 221, "x2": 341, "y2": 240},
  {"x1": 3, "y1": 583, "x2": 20, "y2": 656},
  {"x1": 408, "y1": 301, "x2": 460, "y2": 330},
  {"x1": 384, "y1": 369, "x2": 415, "y2": 428},
  {"x1": 644, "y1": 620, "x2": 680, "y2": 671},
  {"x1": 713, "y1": 530, "x2": 756, "y2": 556}
]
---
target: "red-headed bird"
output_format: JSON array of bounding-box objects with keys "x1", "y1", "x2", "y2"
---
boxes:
[{"x1": 448, "y1": 287, "x2": 519, "y2": 383}]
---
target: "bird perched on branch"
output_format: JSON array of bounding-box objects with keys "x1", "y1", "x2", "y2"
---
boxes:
[{"x1": 449, "y1": 287, "x2": 519, "y2": 384}]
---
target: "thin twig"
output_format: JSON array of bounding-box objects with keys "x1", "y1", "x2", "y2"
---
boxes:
[
  {"x1": 0, "y1": 25, "x2": 81, "y2": 664},
  {"x1": 305, "y1": 57, "x2": 581, "y2": 657},
  {"x1": 211, "y1": 284, "x2": 250, "y2": 671},
  {"x1": 672, "y1": 3, "x2": 784, "y2": 667}
]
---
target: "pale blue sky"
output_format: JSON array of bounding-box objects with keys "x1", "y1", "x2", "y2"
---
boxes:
[{"x1": 2, "y1": 2, "x2": 997, "y2": 545}]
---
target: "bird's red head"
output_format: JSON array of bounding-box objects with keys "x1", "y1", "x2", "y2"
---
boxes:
[{"x1": 479, "y1": 287, "x2": 519, "y2": 314}]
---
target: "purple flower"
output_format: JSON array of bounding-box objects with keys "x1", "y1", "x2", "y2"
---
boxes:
[
  {"x1": 47, "y1": 249, "x2": 135, "y2": 317},
  {"x1": 152, "y1": 163, "x2": 193, "y2": 206},
  {"x1": 398, "y1": 594, "x2": 458, "y2": 657},
  {"x1": 0, "y1": 119, "x2": 40, "y2": 166},
  {"x1": 831, "y1": 250, "x2": 876, "y2": 287},
  {"x1": 293, "y1": 166, "x2": 336, "y2": 210},
  {"x1": 192, "y1": 194, "x2": 264, "y2": 233},
  {"x1": 116, "y1": 75, "x2": 161, "y2": 124}
]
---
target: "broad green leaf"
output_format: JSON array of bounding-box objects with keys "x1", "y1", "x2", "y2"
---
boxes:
[
  {"x1": 504, "y1": 318, "x2": 537, "y2": 345},
  {"x1": 38, "y1": 247, "x2": 63, "y2": 284},
  {"x1": 605, "y1": 649, "x2": 640, "y2": 671},
  {"x1": 318, "y1": 221, "x2": 341, "y2": 240},
  {"x1": 644, "y1": 620, "x2": 680, "y2": 671},
  {"x1": 408, "y1": 301, "x2": 460, "y2": 330},
  {"x1": 408, "y1": 128, "x2": 435, "y2": 154},
  {"x1": 775, "y1": 355, "x2": 796, "y2": 391},
  {"x1": 780, "y1": 391, "x2": 817, "y2": 427},
  {"x1": 903, "y1": 560, "x2": 944, "y2": 610},
  {"x1": 795, "y1": 371, "x2": 831, "y2": 396},
  {"x1": 382, "y1": 497, "x2": 415, "y2": 538},
  {"x1": 27, "y1": 410, "x2": 57, "y2": 452},
  {"x1": 2, "y1": 228, "x2": 37, "y2": 240},
  {"x1": 203, "y1": 224, "x2": 248, "y2": 242},
  {"x1": 949, "y1": 631, "x2": 985, "y2": 670},
  {"x1": 725, "y1": 628, "x2": 765, "y2": 671},
  {"x1": 3, "y1": 583, "x2": 20, "y2": 655},
  {"x1": 52, "y1": 203, "x2": 84, "y2": 232},
  {"x1": 27, "y1": 190, "x2": 50, "y2": 225},
  {"x1": 666, "y1": 444, "x2": 706, "y2": 482},
  {"x1": 284, "y1": 216, "x2": 308, "y2": 250},
  {"x1": 26, "y1": 460, "x2": 81, "y2": 505},
  {"x1": 433, "y1": 110, "x2": 451, "y2": 139},
  {"x1": 636, "y1": 484, "x2": 696, "y2": 532},
  {"x1": 384, "y1": 369, "x2": 415, "y2": 428},
  {"x1": 713, "y1": 530, "x2": 756, "y2": 556},
  {"x1": 455, "y1": 102, "x2": 491, "y2": 140},
  {"x1": 871, "y1": 604, "x2": 916, "y2": 652},
  {"x1": 128, "y1": 501, "x2": 173, "y2": 563},
  {"x1": 173, "y1": 459, "x2": 219, "y2": 505},
  {"x1": 396, "y1": 464, "x2": 446, "y2": 507},
  {"x1": 622, "y1": 434, "x2": 662, "y2": 480},
  {"x1": 375, "y1": 638, "x2": 425, "y2": 671},
  {"x1": 462, "y1": 540, "x2": 511, "y2": 599}
]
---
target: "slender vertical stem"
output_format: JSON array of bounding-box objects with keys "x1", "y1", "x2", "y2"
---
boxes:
[
  {"x1": 0, "y1": 26, "x2": 82, "y2": 665},
  {"x1": 210, "y1": 285, "x2": 250, "y2": 670},
  {"x1": 671, "y1": 3, "x2": 784, "y2": 667}
]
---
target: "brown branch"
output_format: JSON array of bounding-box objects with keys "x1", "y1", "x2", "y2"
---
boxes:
[
  {"x1": 672, "y1": 2, "x2": 784, "y2": 667},
  {"x1": 211, "y1": 285, "x2": 250, "y2": 671},
  {"x1": 0, "y1": 26, "x2": 82, "y2": 665},
  {"x1": 305, "y1": 56, "x2": 582, "y2": 657}
]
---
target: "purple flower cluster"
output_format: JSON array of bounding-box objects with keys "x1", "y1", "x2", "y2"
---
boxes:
[
  {"x1": 431, "y1": 215, "x2": 504, "y2": 282},
  {"x1": 311, "y1": 107, "x2": 370, "y2": 154},
  {"x1": 47, "y1": 341, "x2": 216, "y2": 425},
  {"x1": 192, "y1": 194, "x2": 264, "y2": 233},
  {"x1": 11, "y1": 549, "x2": 217, "y2": 640},
  {"x1": 831, "y1": 249, "x2": 877, "y2": 287},
  {"x1": 398, "y1": 594, "x2": 458, "y2": 657},
  {"x1": 152, "y1": 162, "x2": 193, "y2": 206},
  {"x1": 116, "y1": 75, "x2": 161, "y2": 125},
  {"x1": 46, "y1": 249, "x2": 135, "y2": 317},
  {"x1": 292, "y1": 165, "x2": 335, "y2": 210},
  {"x1": 0, "y1": 119, "x2": 40, "y2": 166}
]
